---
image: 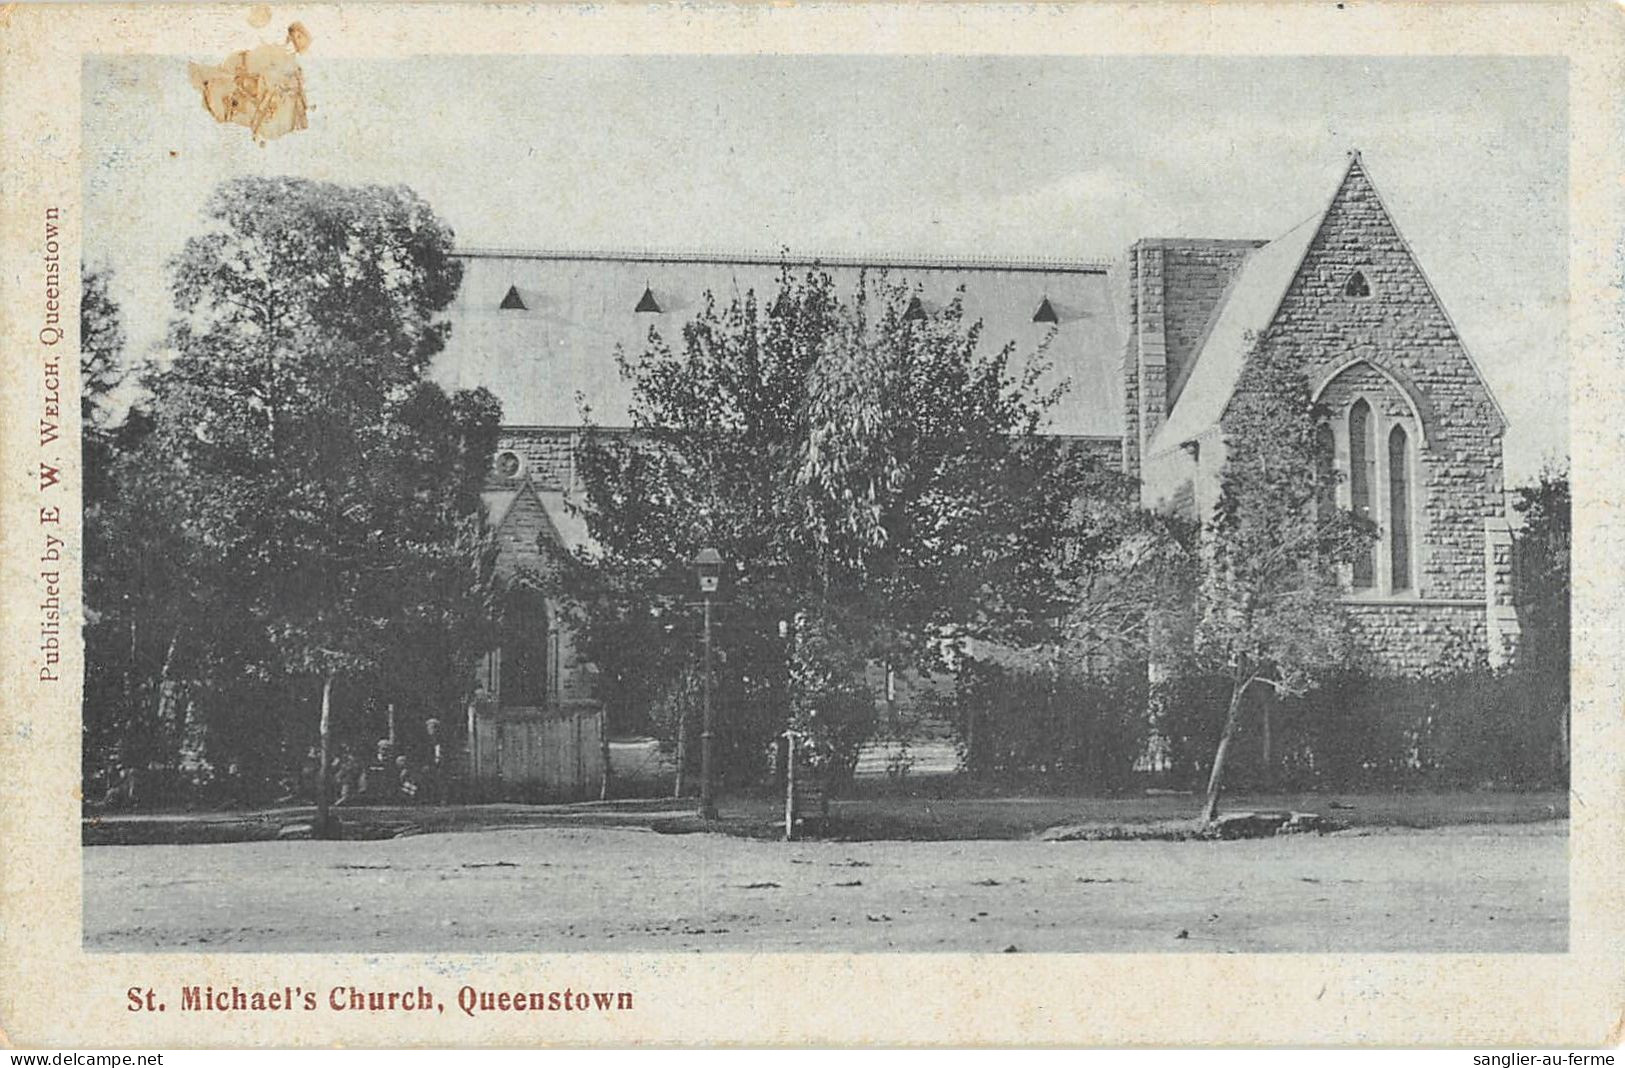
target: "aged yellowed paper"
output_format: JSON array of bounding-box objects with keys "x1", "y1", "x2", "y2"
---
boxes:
[{"x1": 2, "y1": 1, "x2": 1622, "y2": 1048}]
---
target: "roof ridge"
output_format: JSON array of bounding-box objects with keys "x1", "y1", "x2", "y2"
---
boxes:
[
  {"x1": 1134, "y1": 237, "x2": 1271, "y2": 249},
  {"x1": 455, "y1": 245, "x2": 1112, "y2": 274}
]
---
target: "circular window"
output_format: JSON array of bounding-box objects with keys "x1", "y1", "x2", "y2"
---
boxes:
[{"x1": 495, "y1": 450, "x2": 523, "y2": 479}]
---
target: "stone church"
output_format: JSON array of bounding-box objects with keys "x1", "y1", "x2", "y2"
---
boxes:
[{"x1": 430, "y1": 152, "x2": 1516, "y2": 791}]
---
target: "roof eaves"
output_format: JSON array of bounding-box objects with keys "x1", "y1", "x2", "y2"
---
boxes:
[{"x1": 1145, "y1": 420, "x2": 1222, "y2": 463}]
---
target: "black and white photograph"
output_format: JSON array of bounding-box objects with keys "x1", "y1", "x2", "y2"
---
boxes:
[
  {"x1": 73, "y1": 49, "x2": 1572, "y2": 955},
  {"x1": 6, "y1": 2, "x2": 1622, "y2": 1051}
]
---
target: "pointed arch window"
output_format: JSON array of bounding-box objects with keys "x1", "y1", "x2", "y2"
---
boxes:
[
  {"x1": 1343, "y1": 270, "x2": 1372, "y2": 299},
  {"x1": 1348, "y1": 400, "x2": 1376, "y2": 588},
  {"x1": 1314, "y1": 422, "x2": 1337, "y2": 518},
  {"x1": 1389, "y1": 424, "x2": 1412, "y2": 591}
]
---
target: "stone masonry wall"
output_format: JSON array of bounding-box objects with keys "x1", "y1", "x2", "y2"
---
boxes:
[
  {"x1": 490, "y1": 484, "x2": 563, "y2": 585},
  {"x1": 1259, "y1": 157, "x2": 1506, "y2": 603},
  {"x1": 1128, "y1": 245, "x2": 1164, "y2": 475},
  {"x1": 1121, "y1": 240, "x2": 1261, "y2": 475},
  {"x1": 1248, "y1": 156, "x2": 1507, "y2": 674},
  {"x1": 1484, "y1": 516, "x2": 1521, "y2": 667},
  {"x1": 1120, "y1": 247, "x2": 1142, "y2": 474},
  {"x1": 490, "y1": 429, "x2": 578, "y2": 492},
  {"x1": 1344, "y1": 602, "x2": 1486, "y2": 674}
]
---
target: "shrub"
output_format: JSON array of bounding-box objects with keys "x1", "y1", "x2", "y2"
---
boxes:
[
  {"x1": 787, "y1": 618, "x2": 878, "y2": 788},
  {"x1": 944, "y1": 658, "x2": 1149, "y2": 790},
  {"x1": 1151, "y1": 666, "x2": 1568, "y2": 792}
]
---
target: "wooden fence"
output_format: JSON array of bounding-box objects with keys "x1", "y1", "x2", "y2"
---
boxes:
[{"x1": 467, "y1": 701, "x2": 604, "y2": 801}]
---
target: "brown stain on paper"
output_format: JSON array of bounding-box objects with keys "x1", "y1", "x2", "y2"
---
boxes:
[{"x1": 187, "y1": 22, "x2": 312, "y2": 143}]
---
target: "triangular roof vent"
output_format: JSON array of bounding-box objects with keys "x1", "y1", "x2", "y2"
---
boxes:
[
  {"x1": 500, "y1": 285, "x2": 528, "y2": 311},
  {"x1": 902, "y1": 296, "x2": 926, "y2": 322},
  {"x1": 1032, "y1": 296, "x2": 1059, "y2": 324},
  {"x1": 635, "y1": 286, "x2": 662, "y2": 314}
]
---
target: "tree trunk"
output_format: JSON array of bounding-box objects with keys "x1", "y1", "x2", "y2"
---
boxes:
[
  {"x1": 316, "y1": 673, "x2": 337, "y2": 839},
  {"x1": 125, "y1": 612, "x2": 137, "y2": 734},
  {"x1": 673, "y1": 699, "x2": 688, "y2": 799},
  {"x1": 152, "y1": 632, "x2": 189, "y2": 772},
  {"x1": 1202, "y1": 679, "x2": 1251, "y2": 824},
  {"x1": 599, "y1": 705, "x2": 614, "y2": 802},
  {"x1": 152, "y1": 632, "x2": 180, "y2": 729},
  {"x1": 1260, "y1": 703, "x2": 1273, "y2": 789},
  {"x1": 965, "y1": 698, "x2": 980, "y2": 776}
]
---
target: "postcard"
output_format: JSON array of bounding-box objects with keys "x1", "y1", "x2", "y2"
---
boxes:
[{"x1": 1, "y1": 1, "x2": 1621, "y2": 1048}]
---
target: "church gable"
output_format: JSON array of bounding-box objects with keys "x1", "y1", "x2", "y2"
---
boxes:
[
  {"x1": 1151, "y1": 153, "x2": 1505, "y2": 460},
  {"x1": 1261, "y1": 153, "x2": 1506, "y2": 438},
  {"x1": 1252, "y1": 154, "x2": 1510, "y2": 611},
  {"x1": 488, "y1": 479, "x2": 573, "y2": 583},
  {"x1": 1140, "y1": 153, "x2": 1512, "y2": 626}
]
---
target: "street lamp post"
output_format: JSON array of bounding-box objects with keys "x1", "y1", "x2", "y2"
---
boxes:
[{"x1": 692, "y1": 547, "x2": 723, "y2": 821}]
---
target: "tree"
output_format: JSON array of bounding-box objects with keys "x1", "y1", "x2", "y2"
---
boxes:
[
  {"x1": 80, "y1": 266, "x2": 137, "y2": 784},
  {"x1": 1043, "y1": 475, "x2": 1196, "y2": 671},
  {"x1": 570, "y1": 267, "x2": 1106, "y2": 785},
  {"x1": 80, "y1": 267, "x2": 126, "y2": 447},
  {"x1": 142, "y1": 176, "x2": 498, "y2": 831},
  {"x1": 1511, "y1": 464, "x2": 1570, "y2": 769},
  {"x1": 80, "y1": 269, "x2": 206, "y2": 795},
  {"x1": 1192, "y1": 337, "x2": 1375, "y2": 823},
  {"x1": 946, "y1": 464, "x2": 1195, "y2": 781}
]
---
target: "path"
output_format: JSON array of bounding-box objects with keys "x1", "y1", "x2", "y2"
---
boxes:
[{"x1": 83, "y1": 821, "x2": 1566, "y2": 953}]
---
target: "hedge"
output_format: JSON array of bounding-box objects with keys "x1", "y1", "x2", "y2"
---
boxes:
[{"x1": 939, "y1": 660, "x2": 1568, "y2": 792}]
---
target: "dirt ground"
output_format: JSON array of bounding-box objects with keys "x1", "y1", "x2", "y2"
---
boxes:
[{"x1": 83, "y1": 819, "x2": 1566, "y2": 953}]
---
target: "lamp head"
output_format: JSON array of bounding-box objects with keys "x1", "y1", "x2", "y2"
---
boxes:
[{"x1": 693, "y1": 547, "x2": 723, "y2": 594}]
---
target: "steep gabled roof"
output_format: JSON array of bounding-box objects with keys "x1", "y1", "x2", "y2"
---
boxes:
[
  {"x1": 537, "y1": 489, "x2": 596, "y2": 559},
  {"x1": 1148, "y1": 151, "x2": 1506, "y2": 458},
  {"x1": 1354, "y1": 155, "x2": 1508, "y2": 431},
  {"x1": 480, "y1": 487, "x2": 522, "y2": 532},
  {"x1": 432, "y1": 251, "x2": 1126, "y2": 438},
  {"x1": 484, "y1": 478, "x2": 600, "y2": 563},
  {"x1": 1149, "y1": 212, "x2": 1321, "y2": 454}
]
